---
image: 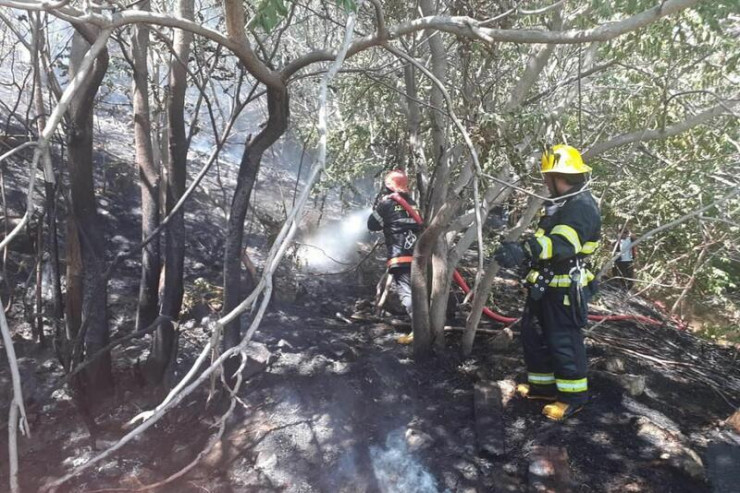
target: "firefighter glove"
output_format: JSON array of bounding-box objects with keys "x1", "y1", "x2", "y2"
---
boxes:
[{"x1": 495, "y1": 241, "x2": 527, "y2": 268}]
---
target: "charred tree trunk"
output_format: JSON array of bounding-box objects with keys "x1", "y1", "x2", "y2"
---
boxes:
[
  {"x1": 66, "y1": 29, "x2": 111, "y2": 392},
  {"x1": 222, "y1": 86, "x2": 288, "y2": 365},
  {"x1": 149, "y1": 0, "x2": 193, "y2": 385},
  {"x1": 131, "y1": 2, "x2": 161, "y2": 333}
]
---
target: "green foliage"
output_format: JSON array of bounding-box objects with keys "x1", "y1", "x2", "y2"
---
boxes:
[
  {"x1": 335, "y1": 0, "x2": 357, "y2": 12},
  {"x1": 251, "y1": 0, "x2": 290, "y2": 32},
  {"x1": 252, "y1": 0, "x2": 356, "y2": 33},
  {"x1": 279, "y1": 0, "x2": 739, "y2": 322},
  {"x1": 695, "y1": 324, "x2": 740, "y2": 344}
]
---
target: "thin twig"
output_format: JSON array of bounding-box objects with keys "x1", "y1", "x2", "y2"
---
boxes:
[{"x1": 0, "y1": 302, "x2": 30, "y2": 493}]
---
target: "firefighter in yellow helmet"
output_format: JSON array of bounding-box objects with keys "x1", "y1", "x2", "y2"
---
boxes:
[{"x1": 495, "y1": 145, "x2": 601, "y2": 420}]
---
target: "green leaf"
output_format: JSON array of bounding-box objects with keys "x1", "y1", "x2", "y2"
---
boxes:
[
  {"x1": 336, "y1": 0, "x2": 357, "y2": 12},
  {"x1": 252, "y1": 0, "x2": 290, "y2": 33}
]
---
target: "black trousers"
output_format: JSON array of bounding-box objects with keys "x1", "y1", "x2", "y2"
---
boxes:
[
  {"x1": 614, "y1": 261, "x2": 634, "y2": 289},
  {"x1": 521, "y1": 289, "x2": 588, "y2": 404}
]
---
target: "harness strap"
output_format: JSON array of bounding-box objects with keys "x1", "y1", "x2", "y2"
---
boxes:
[{"x1": 388, "y1": 256, "x2": 414, "y2": 267}]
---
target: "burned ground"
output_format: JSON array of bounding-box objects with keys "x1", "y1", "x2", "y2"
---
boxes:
[
  {"x1": 1, "y1": 271, "x2": 739, "y2": 492},
  {"x1": 0, "y1": 118, "x2": 738, "y2": 492}
]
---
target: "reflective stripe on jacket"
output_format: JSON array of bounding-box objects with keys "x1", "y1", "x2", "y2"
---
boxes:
[{"x1": 526, "y1": 184, "x2": 601, "y2": 288}]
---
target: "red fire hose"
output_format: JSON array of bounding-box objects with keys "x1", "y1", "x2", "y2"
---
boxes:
[{"x1": 388, "y1": 193, "x2": 665, "y2": 327}]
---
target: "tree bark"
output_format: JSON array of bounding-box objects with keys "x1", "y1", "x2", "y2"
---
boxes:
[
  {"x1": 462, "y1": 192, "x2": 544, "y2": 356},
  {"x1": 403, "y1": 63, "x2": 428, "y2": 198},
  {"x1": 149, "y1": 0, "x2": 193, "y2": 385},
  {"x1": 132, "y1": 0, "x2": 161, "y2": 333},
  {"x1": 223, "y1": 86, "x2": 289, "y2": 353},
  {"x1": 412, "y1": 197, "x2": 461, "y2": 357},
  {"x1": 420, "y1": 0, "x2": 449, "y2": 218},
  {"x1": 66, "y1": 29, "x2": 111, "y2": 391},
  {"x1": 428, "y1": 237, "x2": 450, "y2": 348}
]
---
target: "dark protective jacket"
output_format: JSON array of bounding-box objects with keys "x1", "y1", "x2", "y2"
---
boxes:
[
  {"x1": 524, "y1": 184, "x2": 601, "y2": 298},
  {"x1": 367, "y1": 192, "x2": 421, "y2": 270}
]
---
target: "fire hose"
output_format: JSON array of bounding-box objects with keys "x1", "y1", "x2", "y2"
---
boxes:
[{"x1": 388, "y1": 193, "x2": 666, "y2": 327}]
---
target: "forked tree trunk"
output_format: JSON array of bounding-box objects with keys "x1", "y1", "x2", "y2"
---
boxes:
[
  {"x1": 411, "y1": 198, "x2": 461, "y2": 357},
  {"x1": 149, "y1": 0, "x2": 193, "y2": 385},
  {"x1": 222, "y1": 86, "x2": 289, "y2": 374},
  {"x1": 402, "y1": 0, "x2": 454, "y2": 349}
]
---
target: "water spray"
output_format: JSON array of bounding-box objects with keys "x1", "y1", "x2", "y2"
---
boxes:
[{"x1": 297, "y1": 207, "x2": 372, "y2": 272}]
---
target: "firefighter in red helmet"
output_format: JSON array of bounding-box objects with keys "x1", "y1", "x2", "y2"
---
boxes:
[{"x1": 367, "y1": 170, "x2": 420, "y2": 340}]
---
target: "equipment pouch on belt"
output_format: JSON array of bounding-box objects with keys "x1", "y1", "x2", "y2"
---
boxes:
[
  {"x1": 527, "y1": 267, "x2": 554, "y2": 301},
  {"x1": 569, "y1": 266, "x2": 589, "y2": 327}
]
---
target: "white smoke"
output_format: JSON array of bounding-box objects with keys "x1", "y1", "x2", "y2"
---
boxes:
[
  {"x1": 369, "y1": 429, "x2": 443, "y2": 493},
  {"x1": 297, "y1": 207, "x2": 372, "y2": 272}
]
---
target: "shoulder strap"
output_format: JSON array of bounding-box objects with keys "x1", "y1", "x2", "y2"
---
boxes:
[{"x1": 388, "y1": 193, "x2": 424, "y2": 225}]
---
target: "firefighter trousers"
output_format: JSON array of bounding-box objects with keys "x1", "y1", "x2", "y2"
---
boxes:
[
  {"x1": 521, "y1": 289, "x2": 588, "y2": 405},
  {"x1": 391, "y1": 266, "x2": 413, "y2": 318}
]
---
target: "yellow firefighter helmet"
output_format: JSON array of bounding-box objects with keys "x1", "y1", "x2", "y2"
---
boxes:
[{"x1": 541, "y1": 145, "x2": 592, "y2": 174}]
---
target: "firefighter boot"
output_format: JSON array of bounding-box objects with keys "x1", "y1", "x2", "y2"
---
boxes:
[
  {"x1": 516, "y1": 383, "x2": 557, "y2": 401},
  {"x1": 396, "y1": 333, "x2": 414, "y2": 344},
  {"x1": 542, "y1": 401, "x2": 584, "y2": 421}
]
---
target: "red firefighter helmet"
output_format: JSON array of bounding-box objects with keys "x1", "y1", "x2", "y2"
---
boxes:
[{"x1": 384, "y1": 169, "x2": 409, "y2": 193}]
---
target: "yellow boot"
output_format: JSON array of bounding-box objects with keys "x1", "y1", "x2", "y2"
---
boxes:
[
  {"x1": 396, "y1": 333, "x2": 414, "y2": 344},
  {"x1": 516, "y1": 383, "x2": 557, "y2": 401},
  {"x1": 542, "y1": 401, "x2": 583, "y2": 421}
]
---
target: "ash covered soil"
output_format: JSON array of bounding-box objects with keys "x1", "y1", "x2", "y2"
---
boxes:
[
  {"x1": 0, "y1": 108, "x2": 739, "y2": 492},
  {"x1": 4, "y1": 282, "x2": 740, "y2": 493}
]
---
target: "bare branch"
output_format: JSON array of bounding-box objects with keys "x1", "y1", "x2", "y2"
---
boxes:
[
  {"x1": 598, "y1": 188, "x2": 740, "y2": 278},
  {"x1": 504, "y1": 4, "x2": 563, "y2": 112},
  {"x1": 584, "y1": 98, "x2": 739, "y2": 159},
  {"x1": 0, "y1": 304, "x2": 30, "y2": 493},
  {"x1": 522, "y1": 59, "x2": 618, "y2": 107},
  {"x1": 283, "y1": 0, "x2": 701, "y2": 78},
  {"x1": 518, "y1": 0, "x2": 566, "y2": 16},
  {"x1": 222, "y1": 0, "x2": 281, "y2": 88}
]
